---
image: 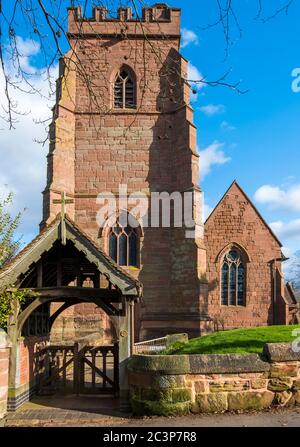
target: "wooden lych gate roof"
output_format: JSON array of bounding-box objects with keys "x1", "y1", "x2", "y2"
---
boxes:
[{"x1": 0, "y1": 215, "x2": 142, "y2": 298}]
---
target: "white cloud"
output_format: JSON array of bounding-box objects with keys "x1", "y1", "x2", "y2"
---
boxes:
[
  {"x1": 14, "y1": 37, "x2": 41, "y2": 74},
  {"x1": 187, "y1": 62, "x2": 205, "y2": 103},
  {"x1": 199, "y1": 141, "x2": 231, "y2": 179},
  {"x1": 221, "y1": 120, "x2": 236, "y2": 131},
  {"x1": 203, "y1": 201, "x2": 213, "y2": 221},
  {"x1": 181, "y1": 28, "x2": 199, "y2": 49},
  {"x1": 269, "y1": 219, "x2": 300, "y2": 241},
  {"x1": 281, "y1": 246, "x2": 294, "y2": 259},
  {"x1": 200, "y1": 104, "x2": 226, "y2": 117},
  {"x1": 0, "y1": 37, "x2": 57, "y2": 243},
  {"x1": 254, "y1": 184, "x2": 300, "y2": 213},
  {"x1": 187, "y1": 62, "x2": 203, "y2": 84}
]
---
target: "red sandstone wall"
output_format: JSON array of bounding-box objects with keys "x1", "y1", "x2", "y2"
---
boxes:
[
  {"x1": 50, "y1": 303, "x2": 114, "y2": 343},
  {"x1": 0, "y1": 333, "x2": 10, "y2": 418},
  {"x1": 205, "y1": 182, "x2": 282, "y2": 329},
  {"x1": 43, "y1": 5, "x2": 207, "y2": 340},
  {"x1": 18, "y1": 336, "x2": 49, "y2": 388}
]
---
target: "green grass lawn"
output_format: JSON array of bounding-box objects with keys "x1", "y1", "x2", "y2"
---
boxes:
[{"x1": 165, "y1": 325, "x2": 300, "y2": 355}]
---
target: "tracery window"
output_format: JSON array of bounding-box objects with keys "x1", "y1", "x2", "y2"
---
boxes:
[
  {"x1": 114, "y1": 68, "x2": 136, "y2": 109},
  {"x1": 108, "y1": 220, "x2": 138, "y2": 267},
  {"x1": 221, "y1": 249, "x2": 246, "y2": 306}
]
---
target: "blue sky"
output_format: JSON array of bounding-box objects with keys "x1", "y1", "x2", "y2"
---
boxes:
[
  {"x1": 0, "y1": 0, "x2": 300, "y2": 264},
  {"x1": 176, "y1": 0, "x2": 300, "y2": 260}
]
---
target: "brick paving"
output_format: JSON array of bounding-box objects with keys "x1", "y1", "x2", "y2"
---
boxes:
[
  {"x1": 3, "y1": 394, "x2": 300, "y2": 427},
  {"x1": 4, "y1": 394, "x2": 130, "y2": 426}
]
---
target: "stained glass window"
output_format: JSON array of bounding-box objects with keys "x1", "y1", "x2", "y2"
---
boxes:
[
  {"x1": 108, "y1": 220, "x2": 139, "y2": 267},
  {"x1": 221, "y1": 249, "x2": 246, "y2": 306}
]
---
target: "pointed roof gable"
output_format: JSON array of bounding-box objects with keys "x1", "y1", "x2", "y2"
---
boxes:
[
  {"x1": 205, "y1": 180, "x2": 282, "y2": 247},
  {"x1": 0, "y1": 215, "x2": 142, "y2": 297}
]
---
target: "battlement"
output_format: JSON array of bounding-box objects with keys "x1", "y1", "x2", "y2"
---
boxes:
[{"x1": 68, "y1": 3, "x2": 181, "y2": 38}]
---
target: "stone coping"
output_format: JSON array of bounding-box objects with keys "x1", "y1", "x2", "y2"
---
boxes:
[
  {"x1": 128, "y1": 343, "x2": 300, "y2": 375},
  {"x1": 263, "y1": 343, "x2": 300, "y2": 363},
  {"x1": 128, "y1": 353, "x2": 270, "y2": 374}
]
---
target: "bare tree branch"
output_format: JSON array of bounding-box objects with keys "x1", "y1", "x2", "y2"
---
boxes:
[{"x1": 0, "y1": 0, "x2": 296, "y2": 131}]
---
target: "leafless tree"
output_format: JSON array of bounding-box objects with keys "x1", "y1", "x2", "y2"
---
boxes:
[
  {"x1": 286, "y1": 253, "x2": 300, "y2": 292},
  {"x1": 0, "y1": 0, "x2": 297, "y2": 131},
  {"x1": 200, "y1": 0, "x2": 296, "y2": 59}
]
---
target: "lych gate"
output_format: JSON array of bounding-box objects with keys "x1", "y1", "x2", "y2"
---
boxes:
[
  {"x1": 37, "y1": 343, "x2": 119, "y2": 396},
  {"x1": 0, "y1": 215, "x2": 142, "y2": 411}
]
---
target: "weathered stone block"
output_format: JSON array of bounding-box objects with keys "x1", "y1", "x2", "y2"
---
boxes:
[
  {"x1": 251, "y1": 378, "x2": 268, "y2": 390},
  {"x1": 171, "y1": 388, "x2": 192, "y2": 403},
  {"x1": 128, "y1": 355, "x2": 190, "y2": 375},
  {"x1": 274, "y1": 391, "x2": 293, "y2": 406},
  {"x1": 130, "y1": 397, "x2": 190, "y2": 417},
  {"x1": 268, "y1": 378, "x2": 293, "y2": 392},
  {"x1": 195, "y1": 393, "x2": 228, "y2": 413},
  {"x1": 194, "y1": 381, "x2": 208, "y2": 394},
  {"x1": 294, "y1": 391, "x2": 300, "y2": 405},
  {"x1": 209, "y1": 380, "x2": 250, "y2": 393},
  {"x1": 292, "y1": 379, "x2": 300, "y2": 391},
  {"x1": 227, "y1": 391, "x2": 274, "y2": 411},
  {"x1": 152, "y1": 375, "x2": 186, "y2": 389},
  {"x1": 264, "y1": 343, "x2": 300, "y2": 362},
  {"x1": 270, "y1": 362, "x2": 299, "y2": 378},
  {"x1": 189, "y1": 354, "x2": 269, "y2": 375},
  {"x1": 141, "y1": 388, "x2": 172, "y2": 402}
]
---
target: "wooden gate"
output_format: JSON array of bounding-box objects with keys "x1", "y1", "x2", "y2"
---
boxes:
[{"x1": 37, "y1": 343, "x2": 119, "y2": 395}]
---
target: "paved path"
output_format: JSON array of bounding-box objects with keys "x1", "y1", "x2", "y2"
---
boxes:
[{"x1": 4, "y1": 395, "x2": 300, "y2": 427}]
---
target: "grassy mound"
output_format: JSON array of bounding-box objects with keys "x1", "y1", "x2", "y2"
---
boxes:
[{"x1": 164, "y1": 325, "x2": 300, "y2": 355}]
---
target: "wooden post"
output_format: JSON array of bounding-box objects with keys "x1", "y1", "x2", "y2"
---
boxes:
[
  {"x1": 113, "y1": 342, "x2": 119, "y2": 397},
  {"x1": 130, "y1": 301, "x2": 135, "y2": 356},
  {"x1": 73, "y1": 342, "x2": 79, "y2": 395},
  {"x1": 7, "y1": 294, "x2": 20, "y2": 390},
  {"x1": 118, "y1": 302, "x2": 131, "y2": 410}
]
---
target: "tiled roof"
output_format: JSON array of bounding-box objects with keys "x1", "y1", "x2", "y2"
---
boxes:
[{"x1": 0, "y1": 215, "x2": 142, "y2": 296}]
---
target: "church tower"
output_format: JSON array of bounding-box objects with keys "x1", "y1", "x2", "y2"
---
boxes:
[{"x1": 42, "y1": 3, "x2": 210, "y2": 340}]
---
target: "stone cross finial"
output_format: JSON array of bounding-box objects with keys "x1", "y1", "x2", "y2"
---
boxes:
[{"x1": 53, "y1": 192, "x2": 74, "y2": 245}]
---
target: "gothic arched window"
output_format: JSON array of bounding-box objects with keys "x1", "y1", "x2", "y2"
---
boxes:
[
  {"x1": 108, "y1": 220, "x2": 138, "y2": 267},
  {"x1": 114, "y1": 68, "x2": 136, "y2": 109},
  {"x1": 221, "y1": 248, "x2": 246, "y2": 306}
]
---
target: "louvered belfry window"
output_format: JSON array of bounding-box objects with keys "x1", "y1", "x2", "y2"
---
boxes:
[{"x1": 114, "y1": 68, "x2": 136, "y2": 109}]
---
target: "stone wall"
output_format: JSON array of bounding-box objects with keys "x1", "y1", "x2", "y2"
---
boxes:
[
  {"x1": 0, "y1": 330, "x2": 10, "y2": 421},
  {"x1": 7, "y1": 336, "x2": 49, "y2": 411},
  {"x1": 128, "y1": 343, "x2": 300, "y2": 416},
  {"x1": 50, "y1": 303, "x2": 114, "y2": 343}
]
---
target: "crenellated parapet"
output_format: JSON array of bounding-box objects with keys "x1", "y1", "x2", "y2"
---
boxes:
[{"x1": 67, "y1": 3, "x2": 181, "y2": 38}]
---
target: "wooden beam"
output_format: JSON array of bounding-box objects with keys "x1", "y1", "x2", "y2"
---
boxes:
[
  {"x1": 49, "y1": 300, "x2": 78, "y2": 330},
  {"x1": 19, "y1": 286, "x2": 122, "y2": 302},
  {"x1": 37, "y1": 261, "x2": 43, "y2": 288}
]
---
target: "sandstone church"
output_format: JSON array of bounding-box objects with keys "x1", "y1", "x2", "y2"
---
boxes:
[
  {"x1": 2, "y1": 2, "x2": 300, "y2": 411},
  {"x1": 0, "y1": 3, "x2": 299, "y2": 368}
]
